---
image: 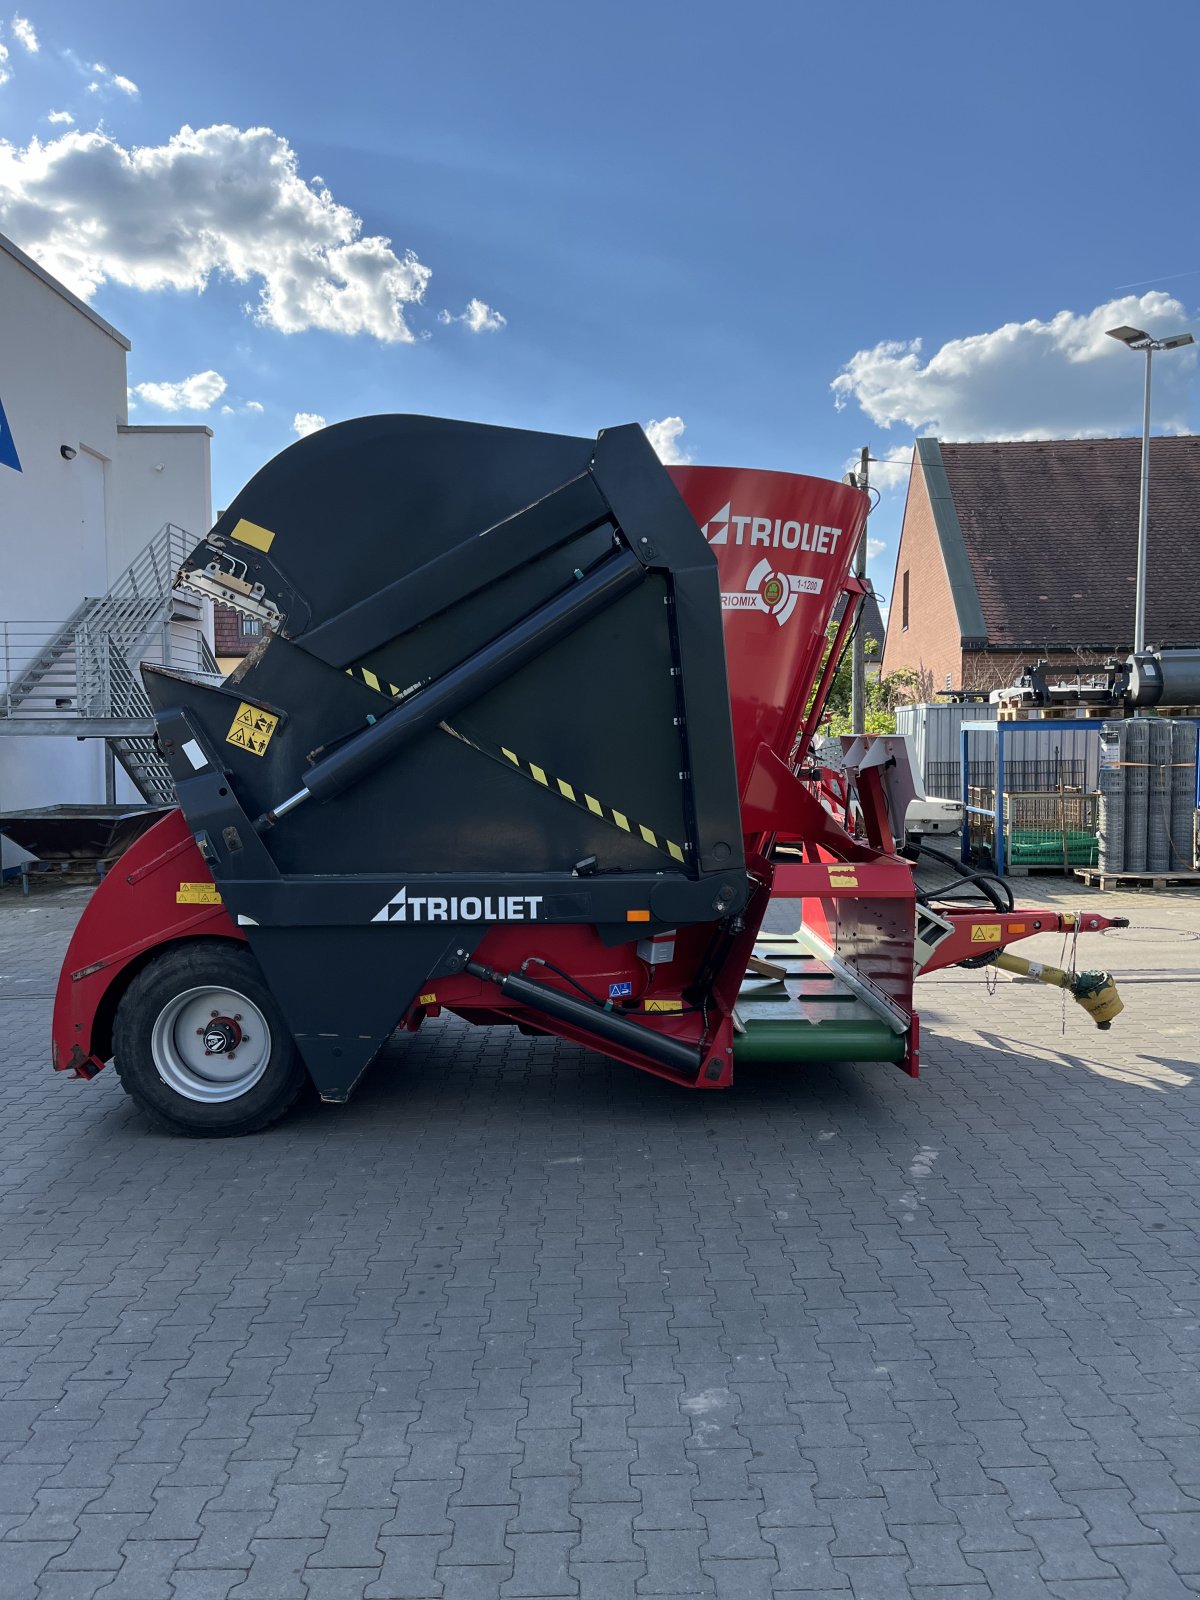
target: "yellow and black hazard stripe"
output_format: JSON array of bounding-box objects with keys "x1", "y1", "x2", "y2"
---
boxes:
[
  {"x1": 343, "y1": 659, "x2": 689, "y2": 866},
  {"x1": 345, "y1": 663, "x2": 404, "y2": 698},
  {"x1": 443, "y1": 723, "x2": 688, "y2": 865}
]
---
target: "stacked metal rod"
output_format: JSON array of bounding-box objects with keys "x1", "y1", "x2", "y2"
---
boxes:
[
  {"x1": 1147, "y1": 718, "x2": 1174, "y2": 873},
  {"x1": 1123, "y1": 718, "x2": 1150, "y2": 872},
  {"x1": 1097, "y1": 722, "x2": 1126, "y2": 874},
  {"x1": 1171, "y1": 721, "x2": 1199, "y2": 871}
]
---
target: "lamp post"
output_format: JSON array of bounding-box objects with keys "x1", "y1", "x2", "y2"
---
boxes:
[{"x1": 1105, "y1": 324, "x2": 1194, "y2": 653}]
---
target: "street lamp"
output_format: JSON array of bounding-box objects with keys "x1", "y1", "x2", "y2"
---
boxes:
[{"x1": 1105, "y1": 323, "x2": 1195, "y2": 653}]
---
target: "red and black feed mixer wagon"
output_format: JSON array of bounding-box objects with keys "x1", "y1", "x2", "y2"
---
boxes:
[{"x1": 50, "y1": 417, "x2": 1124, "y2": 1134}]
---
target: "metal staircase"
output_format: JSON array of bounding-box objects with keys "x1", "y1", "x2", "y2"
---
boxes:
[{"x1": 1, "y1": 524, "x2": 221, "y2": 804}]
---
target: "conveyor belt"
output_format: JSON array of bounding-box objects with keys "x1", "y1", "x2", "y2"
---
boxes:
[{"x1": 733, "y1": 931, "x2": 906, "y2": 1064}]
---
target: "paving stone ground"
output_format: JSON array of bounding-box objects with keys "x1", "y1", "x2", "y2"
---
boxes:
[{"x1": 0, "y1": 875, "x2": 1198, "y2": 1599}]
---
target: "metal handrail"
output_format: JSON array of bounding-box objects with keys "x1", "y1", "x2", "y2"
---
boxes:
[{"x1": 1, "y1": 523, "x2": 210, "y2": 718}]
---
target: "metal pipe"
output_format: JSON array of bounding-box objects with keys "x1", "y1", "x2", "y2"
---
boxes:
[
  {"x1": 261, "y1": 550, "x2": 644, "y2": 824},
  {"x1": 1135, "y1": 345, "x2": 1152, "y2": 655},
  {"x1": 464, "y1": 960, "x2": 704, "y2": 1079},
  {"x1": 851, "y1": 446, "x2": 868, "y2": 735}
]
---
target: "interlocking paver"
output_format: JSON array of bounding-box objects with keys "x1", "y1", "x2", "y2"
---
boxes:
[
  {"x1": 366, "y1": 1534, "x2": 450, "y2": 1599},
  {"x1": 633, "y1": 1529, "x2": 713, "y2": 1594},
  {"x1": 3, "y1": 880, "x2": 1200, "y2": 1599}
]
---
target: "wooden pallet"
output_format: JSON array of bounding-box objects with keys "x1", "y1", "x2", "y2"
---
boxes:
[
  {"x1": 997, "y1": 703, "x2": 1118, "y2": 722},
  {"x1": 1072, "y1": 867, "x2": 1200, "y2": 892},
  {"x1": 996, "y1": 702, "x2": 1200, "y2": 722},
  {"x1": 1006, "y1": 862, "x2": 1096, "y2": 877}
]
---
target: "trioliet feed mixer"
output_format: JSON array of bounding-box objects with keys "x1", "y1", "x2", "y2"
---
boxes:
[{"x1": 50, "y1": 417, "x2": 1125, "y2": 1134}]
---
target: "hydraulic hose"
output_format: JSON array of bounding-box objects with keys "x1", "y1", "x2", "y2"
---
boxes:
[{"x1": 918, "y1": 841, "x2": 1014, "y2": 914}]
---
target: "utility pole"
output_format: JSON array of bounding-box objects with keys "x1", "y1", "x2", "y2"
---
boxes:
[
  {"x1": 850, "y1": 445, "x2": 869, "y2": 735},
  {"x1": 1105, "y1": 323, "x2": 1194, "y2": 654}
]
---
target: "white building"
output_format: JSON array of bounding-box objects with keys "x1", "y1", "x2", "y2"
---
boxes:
[{"x1": 0, "y1": 231, "x2": 213, "y2": 865}]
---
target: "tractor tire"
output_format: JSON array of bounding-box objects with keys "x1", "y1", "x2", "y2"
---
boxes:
[{"x1": 112, "y1": 941, "x2": 307, "y2": 1137}]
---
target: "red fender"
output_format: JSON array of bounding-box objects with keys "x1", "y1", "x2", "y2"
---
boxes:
[{"x1": 51, "y1": 809, "x2": 243, "y2": 1079}]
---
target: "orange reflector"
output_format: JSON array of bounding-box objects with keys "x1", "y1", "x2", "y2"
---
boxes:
[{"x1": 626, "y1": 909, "x2": 651, "y2": 922}]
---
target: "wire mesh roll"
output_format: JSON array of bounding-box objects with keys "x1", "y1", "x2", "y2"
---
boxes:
[
  {"x1": 1170, "y1": 720, "x2": 1199, "y2": 872},
  {"x1": 1147, "y1": 718, "x2": 1173, "y2": 872},
  {"x1": 1097, "y1": 722, "x2": 1125, "y2": 873},
  {"x1": 1123, "y1": 717, "x2": 1150, "y2": 872}
]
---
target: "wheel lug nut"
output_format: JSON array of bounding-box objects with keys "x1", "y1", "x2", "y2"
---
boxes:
[
  {"x1": 211, "y1": 1009, "x2": 219, "y2": 1017},
  {"x1": 234, "y1": 1013, "x2": 242, "y2": 1021},
  {"x1": 196, "y1": 1028, "x2": 204, "y2": 1036}
]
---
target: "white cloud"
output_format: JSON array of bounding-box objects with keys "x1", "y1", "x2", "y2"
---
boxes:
[
  {"x1": 831, "y1": 292, "x2": 1197, "y2": 441},
  {"x1": 47, "y1": 110, "x2": 74, "y2": 125},
  {"x1": 132, "y1": 369, "x2": 227, "y2": 412},
  {"x1": 463, "y1": 297, "x2": 504, "y2": 332},
  {"x1": 866, "y1": 537, "x2": 887, "y2": 560},
  {"x1": 112, "y1": 73, "x2": 138, "y2": 95},
  {"x1": 644, "y1": 416, "x2": 691, "y2": 465},
  {"x1": 293, "y1": 411, "x2": 325, "y2": 437},
  {"x1": 439, "y1": 297, "x2": 506, "y2": 332},
  {"x1": 0, "y1": 123, "x2": 435, "y2": 341},
  {"x1": 0, "y1": 43, "x2": 10, "y2": 86},
  {"x1": 842, "y1": 443, "x2": 913, "y2": 494},
  {"x1": 245, "y1": 399, "x2": 264, "y2": 413},
  {"x1": 869, "y1": 444, "x2": 914, "y2": 491},
  {"x1": 11, "y1": 15, "x2": 37, "y2": 52}
]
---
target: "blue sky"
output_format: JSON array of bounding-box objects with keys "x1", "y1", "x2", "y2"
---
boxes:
[{"x1": 2, "y1": 0, "x2": 1198, "y2": 605}]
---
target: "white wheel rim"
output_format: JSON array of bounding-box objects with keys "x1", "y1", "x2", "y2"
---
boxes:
[{"x1": 150, "y1": 985, "x2": 272, "y2": 1104}]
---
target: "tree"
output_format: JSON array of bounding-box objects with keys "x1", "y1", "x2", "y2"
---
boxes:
[{"x1": 817, "y1": 632, "x2": 923, "y2": 735}]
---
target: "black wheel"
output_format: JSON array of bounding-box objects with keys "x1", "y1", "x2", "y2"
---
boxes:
[{"x1": 112, "y1": 941, "x2": 307, "y2": 1136}]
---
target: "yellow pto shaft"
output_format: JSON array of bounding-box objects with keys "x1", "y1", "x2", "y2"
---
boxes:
[{"x1": 990, "y1": 953, "x2": 1124, "y2": 1029}]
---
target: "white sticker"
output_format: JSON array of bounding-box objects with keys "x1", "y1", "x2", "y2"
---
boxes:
[{"x1": 182, "y1": 739, "x2": 206, "y2": 770}]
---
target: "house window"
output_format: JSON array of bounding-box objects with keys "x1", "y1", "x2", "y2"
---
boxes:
[
  {"x1": 901, "y1": 569, "x2": 910, "y2": 631},
  {"x1": 240, "y1": 615, "x2": 262, "y2": 639}
]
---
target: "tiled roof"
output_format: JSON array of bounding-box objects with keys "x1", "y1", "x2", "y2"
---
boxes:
[{"x1": 939, "y1": 436, "x2": 1200, "y2": 649}]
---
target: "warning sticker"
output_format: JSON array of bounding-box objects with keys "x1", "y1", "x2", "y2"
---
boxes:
[
  {"x1": 971, "y1": 924, "x2": 1002, "y2": 943},
  {"x1": 644, "y1": 998, "x2": 683, "y2": 1013},
  {"x1": 418, "y1": 992, "x2": 438, "y2": 1006},
  {"x1": 230, "y1": 517, "x2": 276, "y2": 552},
  {"x1": 225, "y1": 701, "x2": 279, "y2": 756},
  {"x1": 828, "y1": 869, "x2": 858, "y2": 889},
  {"x1": 177, "y1": 882, "x2": 222, "y2": 905}
]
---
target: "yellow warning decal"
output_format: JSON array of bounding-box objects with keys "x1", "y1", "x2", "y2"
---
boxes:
[
  {"x1": 644, "y1": 999, "x2": 683, "y2": 1013},
  {"x1": 828, "y1": 869, "x2": 859, "y2": 888},
  {"x1": 971, "y1": 923, "x2": 1002, "y2": 943},
  {"x1": 177, "y1": 882, "x2": 222, "y2": 905},
  {"x1": 225, "y1": 701, "x2": 279, "y2": 757},
  {"x1": 418, "y1": 992, "x2": 437, "y2": 1006},
  {"x1": 230, "y1": 518, "x2": 277, "y2": 553}
]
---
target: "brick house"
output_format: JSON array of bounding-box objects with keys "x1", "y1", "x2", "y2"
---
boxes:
[
  {"x1": 882, "y1": 435, "x2": 1200, "y2": 695},
  {"x1": 213, "y1": 603, "x2": 264, "y2": 674}
]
